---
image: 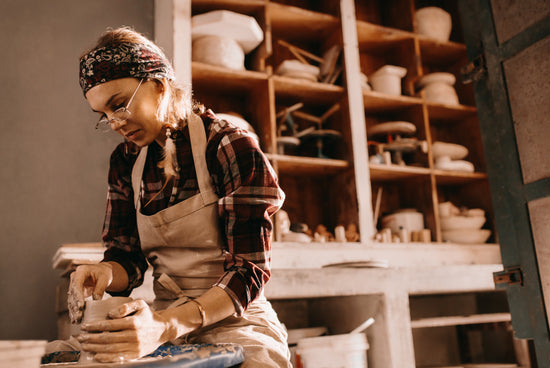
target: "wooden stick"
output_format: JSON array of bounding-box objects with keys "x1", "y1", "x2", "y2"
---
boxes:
[
  {"x1": 291, "y1": 110, "x2": 322, "y2": 124},
  {"x1": 287, "y1": 47, "x2": 308, "y2": 64},
  {"x1": 276, "y1": 102, "x2": 304, "y2": 118},
  {"x1": 320, "y1": 103, "x2": 341, "y2": 123},
  {"x1": 278, "y1": 39, "x2": 323, "y2": 63}
]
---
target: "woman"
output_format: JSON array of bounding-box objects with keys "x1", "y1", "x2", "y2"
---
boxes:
[{"x1": 68, "y1": 27, "x2": 290, "y2": 367}]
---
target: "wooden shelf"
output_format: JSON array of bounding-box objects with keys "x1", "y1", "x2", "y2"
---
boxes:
[
  {"x1": 266, "y1": 153, "x2": 349, "y2": 176},
  {"x1": 434, "y1": 170, "x2": 488, "y2": 185},
  {"x1": 363, "y1": 90, "x2": 423, "y2": 113},
  {"x1": 369, "y1": 163, "x2": 431, "y2": 181},
  {"x1": 272, "y1": 75, "x2": 344, "y2": 105},
  {"x1": 356, "y1": 21, "x2": 415, "y2": 48},
  {"x1": 192, "y1": 0, "x2": 265, "y2": 13},
  {"x1": 418, "y1": 37, "x2": 468, "y2": 66},
  {"x1": 426, "y1": 102, "x2": 478, "y2": 121},
  {"x1": 267, "y1": 2, "x2": 339, "y2": 41},
  {"x1": 411, "y1": 312, "x2": 511, "y2": 329},
  {"x1": 192, "y1": 62, "x2": 267, "y2": 91}
]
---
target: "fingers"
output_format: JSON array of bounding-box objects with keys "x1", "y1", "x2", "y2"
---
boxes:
[
  {"x1": 82, "y1": 316, "x2": 137, "y2": 332},
  {"x1": 93, "y1": 276, "x2": 109, "y2": 300},
  {"x1": 67, "y1": 264, "x2": 113, "y2": 323},
  {"x1": 94, "y1": 352, "x2": 140, "y2": 363},
  {"x1": 79, "y1": 331, "x2": 138, "y2": 344},
  {"x1": 109, "y1": 299, "x2": 148, "y2": 319},
  {"x1": 68, "y1": 272, "x2": 86, "y2": 324}
]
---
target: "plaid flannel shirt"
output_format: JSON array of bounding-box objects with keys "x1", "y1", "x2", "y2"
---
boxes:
[{"x1": 102, "y1": 110, "x2": 284, "y2": 314}]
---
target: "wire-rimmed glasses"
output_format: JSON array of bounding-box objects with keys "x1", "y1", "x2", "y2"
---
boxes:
[{"x1": 95, "y1": 78, "x2": 144, "y2": 132}]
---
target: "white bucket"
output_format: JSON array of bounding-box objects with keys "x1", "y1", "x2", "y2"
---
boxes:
[
  {"x1": 296, "y1": 333, "x2": 369, "y2": 368},
  {"x1": 0, "y1": 340, "x2": 47, "y2": 368}
]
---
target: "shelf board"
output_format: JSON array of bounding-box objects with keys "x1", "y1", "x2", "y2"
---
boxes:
[
  {"x1": 369, "y1": 163, "x2": 431, "y2": 181},
  {"x1": 272, "y1": 75, "x2": 344, "y2": 105},
  {"x1": 267, "y1": 2, "x2": 339, "y2": 40},
  {"x1": 434, "y1": 170, "x2": 488, "y2": 185},
  {"x1": 411, "y1": 312, "x2": 511, "y2": 329},
  {"x1": 357, "y1": 21, "x2": 415, "y2": 49},
  {"x1": 418, "y1": 37, "x2": 468, "y2": 66},
  {"x1": 363, "y1": 90, "x2": 423, "y2": 113},
  {"x1": 426, "y1": 102, "x2": 478, "y2": 121},
  {"x1": 192, "y1": 62, "x2": 267, "y2": 91},
  {"x1": 266, "y1": 153, "x2": 349, "y2": 175},
  {"x1": 192, "y1": 0, "x2": 265, "y2": 13}
]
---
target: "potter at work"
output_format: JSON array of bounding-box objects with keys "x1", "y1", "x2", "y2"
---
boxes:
[{"x1": 67, "y1": 27, "x2": 291, "y2": 366}]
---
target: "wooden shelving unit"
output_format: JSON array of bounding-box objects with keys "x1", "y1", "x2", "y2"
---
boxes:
[{"x1": 150, "y1": 0, "x2": 523, "y2": 367}]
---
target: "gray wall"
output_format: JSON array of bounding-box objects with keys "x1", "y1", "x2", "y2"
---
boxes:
[{"x1": 0, "y1": 0, "x2": 154, "y2": 340}]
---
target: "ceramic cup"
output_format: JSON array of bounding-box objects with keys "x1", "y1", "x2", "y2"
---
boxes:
[{"x1": 78, "y1": 297, "x2": 133, "y2": 364}]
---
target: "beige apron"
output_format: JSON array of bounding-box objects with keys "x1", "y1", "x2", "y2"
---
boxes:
[{"x1": 131, "y1": 113, "x2": 291, "y2": 367}]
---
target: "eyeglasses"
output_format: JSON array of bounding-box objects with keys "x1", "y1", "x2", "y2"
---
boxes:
[{"x1": 95, "y1": 79, "x2": 144, "y2": 131}]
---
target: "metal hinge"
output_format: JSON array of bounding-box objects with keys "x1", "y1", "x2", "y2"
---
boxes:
[
  {"x1": 460, "y1": 54, "x2": 486, "y2": 84},
  {"x1": 494, "y1": 267, "x2": 523, "y2": 289}
]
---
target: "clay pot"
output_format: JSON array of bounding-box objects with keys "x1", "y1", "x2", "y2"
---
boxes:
[
  {"x1": 369, "y1": 65, "x2": 407, "y2": 96},
  {"x1": 417, "y1": 72, "x2": 459, "y2": 105},
  {"x1": 79, "y1": 297, "x2": 133, "y2": 363},
  {"x1": 415, "y1": 7, "x2": 452, "y2": 41},
  {"x1": 192, "y1": 35, "x2": 245, "y2": 71}
]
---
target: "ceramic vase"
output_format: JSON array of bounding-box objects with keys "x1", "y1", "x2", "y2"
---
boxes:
[{"x1": 415, "y1": 7, "x2": 452, "y2": 41}]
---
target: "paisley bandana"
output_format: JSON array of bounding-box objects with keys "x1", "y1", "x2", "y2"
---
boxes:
[{"x1": 79, "y1": 43, "x2": 175, "y2": 95}]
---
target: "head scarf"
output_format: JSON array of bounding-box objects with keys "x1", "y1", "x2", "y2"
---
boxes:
[{"x1": 79, "y1": 42, "x2": 175, "y2": 95}]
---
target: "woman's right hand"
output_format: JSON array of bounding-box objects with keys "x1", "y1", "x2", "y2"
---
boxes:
[{"x1": 68, "y1": 263, "x2": 114, "y2": 324}]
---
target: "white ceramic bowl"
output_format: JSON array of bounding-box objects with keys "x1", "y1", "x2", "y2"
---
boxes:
[
  {"x1": 415, "y1": 7, "x2": 452, "y2": 41},
  {"x1": 432, "y1": 141, "x2": 468, "y2": 160},
  {"x1": 442, "y1": 229, "x2": 491, "y2": 244},
  {"x1": 381, "y1": 209, "x2": 424, "y2": 234},
  {"x1": 440, "y1": 215, "x2": 486, "y2": 231}
]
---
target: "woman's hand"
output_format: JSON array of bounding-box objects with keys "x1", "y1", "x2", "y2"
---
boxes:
[
  {"x1": 77, "y1": 299, "x2": 178, "y2": 363},
  {"x1": 68, "y1": 263, "x2": 114, "y2": 324}
]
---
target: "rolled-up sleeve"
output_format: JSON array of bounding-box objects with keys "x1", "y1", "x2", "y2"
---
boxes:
[
  {"x1": 101, "y1": 143, "x2": 149, "y2": 296},
  {"x1": 206, "y1": 120, "x2": 285, "y2": 314}
]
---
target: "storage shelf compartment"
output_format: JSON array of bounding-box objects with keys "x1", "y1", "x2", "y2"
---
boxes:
[
  {"x1": 426, "y1": 103, "x2": 478, "y2": 121},
  {"x1": 356, "y1": 20, "x2": 415, "y2": 48},
  {"x1": 192, "y1": 62, "x2": 268, "y2": 90},
  {"x1": 273, "y1": 75, "x2": 344, "y2": 105},
  {"x1": 266, "y1": 153, "x2": 349, "y2": 176},
  {"x1": 434, "y1": 170, "x2": 488, "y2": 185},
  {"x1": 363, "y1": 90, "x2": 423, "y2": 113},
  {"x1": 411, "y1": 313, "x2": 512, "y2": 329},
  {"x1": 192, "y1": 0, "x2": 266, "y2": 13},
  {"x1": 267, "y1": 2, "x2": 340, "y2": 41},
  {"x1": 370, "y1": 163, "x2": 431, "y2": 181}
]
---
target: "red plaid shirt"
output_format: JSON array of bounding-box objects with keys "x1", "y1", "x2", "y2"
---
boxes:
[{"x1": 102, "y1": 110, "x2": 284, "y2": 313}]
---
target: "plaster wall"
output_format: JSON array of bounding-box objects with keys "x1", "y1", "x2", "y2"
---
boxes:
[{"x1": 0, "y1": 0, "x2": 154, "y2": 340}]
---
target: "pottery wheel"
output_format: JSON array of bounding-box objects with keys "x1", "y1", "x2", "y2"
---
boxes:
[{"x1": 368, "y1": 121, "x2": 416, "y2": 137}]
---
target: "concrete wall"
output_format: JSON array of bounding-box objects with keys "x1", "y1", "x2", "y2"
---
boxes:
[{"x1": 0, "y1": 0, "x2": 154, "y2": 340}]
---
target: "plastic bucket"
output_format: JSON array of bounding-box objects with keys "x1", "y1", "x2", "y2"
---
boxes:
[
  {"x1": 296, "y1": 333, "x2": 369, "y2": 368},
  {"x1": 0, "y1": 340, "x2": 47, "y2": 368}
]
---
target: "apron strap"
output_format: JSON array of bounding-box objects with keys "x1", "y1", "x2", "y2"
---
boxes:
[
  {"x1": 130, "y1": 113, "x2": 219, "y2": 210},
  {"x1": 188, "y1": 113, "x2": 219, "y2": 204}
]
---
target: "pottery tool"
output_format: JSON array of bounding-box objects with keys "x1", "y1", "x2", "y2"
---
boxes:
[{"x1": 350, "y1": 317, "x2": 375, "y2": 334}]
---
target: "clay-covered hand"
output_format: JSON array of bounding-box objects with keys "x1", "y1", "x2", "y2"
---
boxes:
[
  {"x1": 68, "y1": 263, "x2": 114, "y2": 324},
  {"x1": 77, "y1": 299, "x2": 178, "y2": 363}
]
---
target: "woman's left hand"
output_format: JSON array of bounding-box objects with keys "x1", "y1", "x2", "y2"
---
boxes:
[{"x1": 77, "y1": 299, "x2": 178, "y2": 363}]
